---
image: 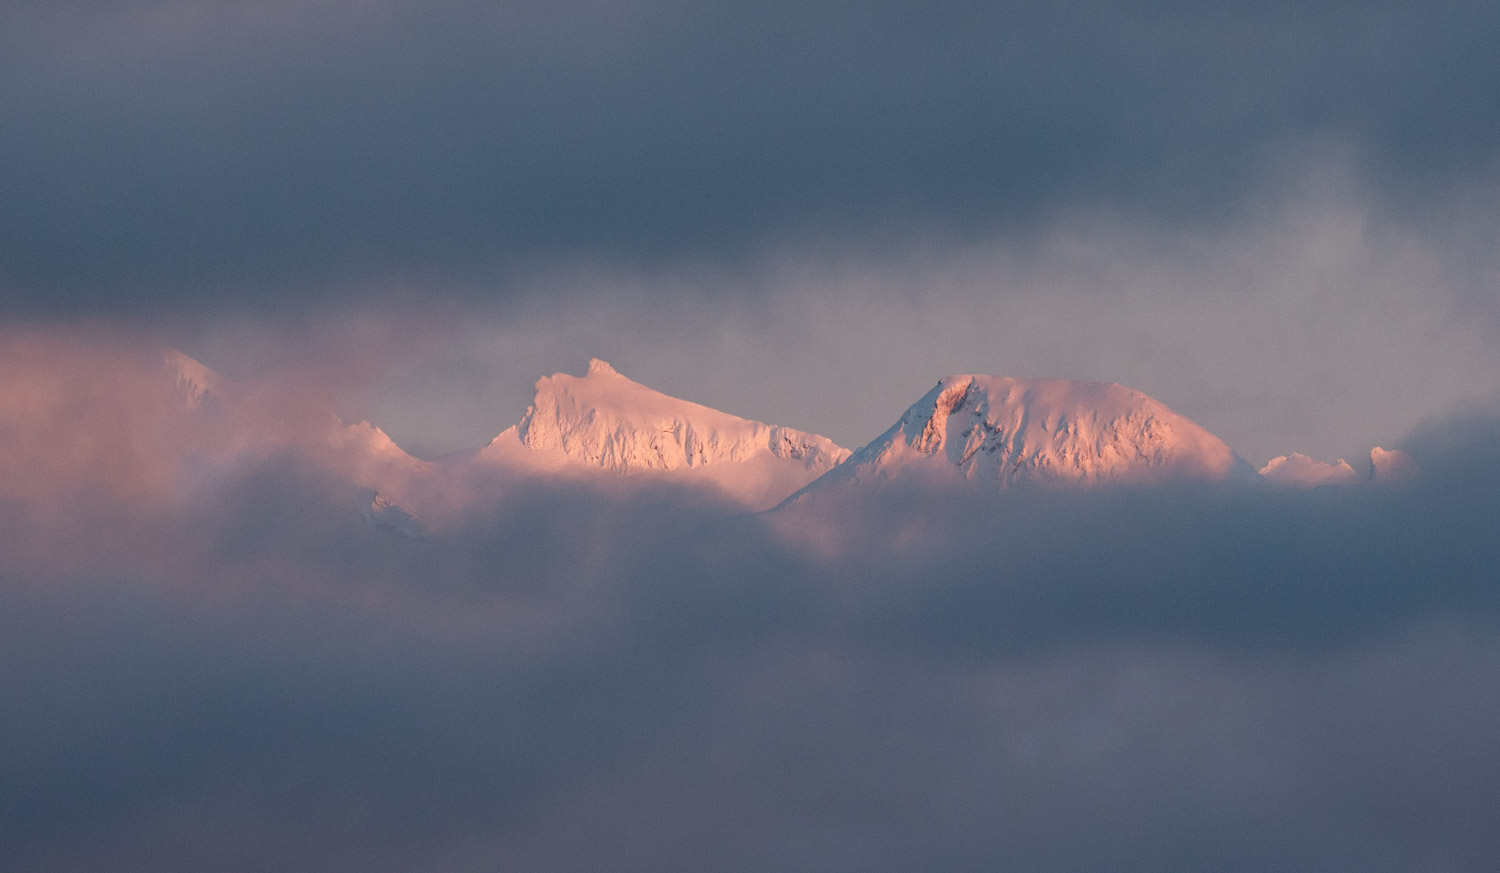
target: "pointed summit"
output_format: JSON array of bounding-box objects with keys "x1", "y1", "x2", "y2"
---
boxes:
[
  {"x1": 476, "y1": 359, "x2": 849, "y2": 509},
  {"x1": 163, "y1": 349, "x2": 221, "y2": 409},
  {"x1": 791, "y1": 374, "x2": 1250, "y2": 499},
  {"x1": 586, "y1": 358, "x2": 621, "y2": 377}
]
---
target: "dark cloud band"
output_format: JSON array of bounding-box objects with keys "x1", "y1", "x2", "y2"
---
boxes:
[{"x1": 3, "y1": 0, "x2": 1498, "y2": 312}]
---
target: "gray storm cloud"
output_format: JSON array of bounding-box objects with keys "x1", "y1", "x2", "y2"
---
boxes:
[
  {"x1": 2, "y1": 0, "x2": 1497, "y2": 312},
  {"x1": 6, "y1": 0, "x2": 1499, "y2": 469},
  {"x1": 4, "y1": 1, "x2": 1500, "y2": 866}
]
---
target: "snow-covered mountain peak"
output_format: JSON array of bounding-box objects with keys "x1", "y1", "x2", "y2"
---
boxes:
[
  {"x1": 507, "y1": 360, "x2": 848, "y2": 474},
  {"x1": 1259, "y1": 453, "x2": 1360, "y2": 487},
  {"x1": 163, "y1": 350, "x2": 220, "y2": 409},
  {"x1": 586, "y1": 357, "x2": 621, "y2": 377},
  {"x1": 798, "y1": 374, "x2": 1249, "y2": 496},
  {"x1": 476, "y1": 359, "x2": 850, "y2": 508},
  {"x1": 1258, "y1": 446, "x2": 1420, "y2": 488}
]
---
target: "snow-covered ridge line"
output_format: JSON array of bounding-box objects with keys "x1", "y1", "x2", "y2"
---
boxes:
[
  {"x1": 509, "y1": 358, "x2": 849, "y2": 474},
  {"x1": 790, "y1": 374, "x2": 1254, "y2": 500},
  {"x1": 152, "y1": 349, "x2": 1420, "y2": 516},
  {"x1": 1259, "y1": 447, "x2": 1417, "y2": 487}
]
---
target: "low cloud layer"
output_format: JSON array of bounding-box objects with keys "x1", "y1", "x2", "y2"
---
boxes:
[{"x1": 3, "y1": 332, "x2": 1499, "y2": 871}]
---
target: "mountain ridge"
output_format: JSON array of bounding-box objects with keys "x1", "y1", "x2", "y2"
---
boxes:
[
  {"x1": 784, "y1": 374, "x2": 1254, "y2": 505},
  {"x1": 470, "y1": 358, "x2": 851, "y2": 510},
  {"x1": 146, "y1": 351, "x2": 1420, "y2": 521}
]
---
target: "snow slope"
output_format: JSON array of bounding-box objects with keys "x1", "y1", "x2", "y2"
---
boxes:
[
  {"x1": 790, "y1": 374, "x2": 1252, "y2": 499},
  {"x1": 1258, "y1": 453, "x2": 1360, "y2": 487},
  {"x1": 164, "y1": 349, "x2": 221, "y2": 409},
  {"x1": 1258, "y1": 447, "x2": 1418, "y2": 487},
  {"x1": 476, "y1": 359, "x2": 850, "y2": 509},
  {"x1": 157, "y1": 350, "x2": 435, "y2": 525}
]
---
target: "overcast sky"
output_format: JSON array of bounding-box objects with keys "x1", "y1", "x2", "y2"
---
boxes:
[
  {"x1": 6, "y1": 3, "x2": 1500, "y2": 870},
  {"x1": 4, "y1": 0, "x2": 1500, "y2": 462}
]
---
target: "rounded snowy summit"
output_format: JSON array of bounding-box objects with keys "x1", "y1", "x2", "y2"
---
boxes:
[{"x1": 806, "y1": 374, "x2": 1251, "y2": 492}]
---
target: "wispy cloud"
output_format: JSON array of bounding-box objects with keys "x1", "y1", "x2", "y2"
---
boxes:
[
  {"x1": 4, "y1": 2, "x2": 1499, "y2": 866},
  {"x1": 3, "y1": 330, "x2": 1500, "y2": 870}
]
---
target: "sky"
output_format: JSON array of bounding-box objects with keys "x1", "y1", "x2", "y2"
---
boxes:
[
  {"x1": 4, "y1": 2, "x2": 1500, "y2": 870},
  {"x1": 5, "y1": 0, "x2": 1500, "y2": 462}
]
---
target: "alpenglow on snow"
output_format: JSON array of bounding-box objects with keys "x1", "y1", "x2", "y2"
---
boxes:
[
  {"x1": 786, "y1": 374, "x2": 1256, "y2": 500},
  {"x1": 475, "y1": 359, "x2": 851, "y2": 509}
]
